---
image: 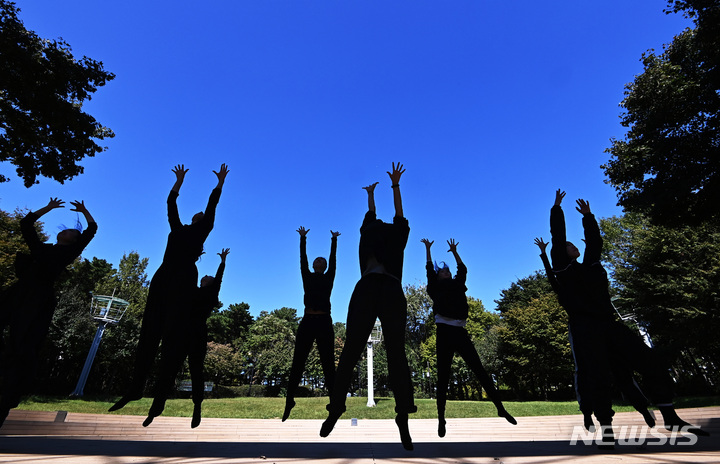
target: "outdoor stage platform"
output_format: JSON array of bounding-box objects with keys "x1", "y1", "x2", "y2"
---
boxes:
[{"x1": 0, "y1": 407, "x2": 718, "y2": 463}]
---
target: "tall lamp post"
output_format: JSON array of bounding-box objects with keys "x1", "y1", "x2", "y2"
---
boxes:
[
  {"x1": 71, "y1": 292, "x2": 129, "y2": 397},
  {"x1": 366, "y1": 319, "x2": 382, "y2": 407}
]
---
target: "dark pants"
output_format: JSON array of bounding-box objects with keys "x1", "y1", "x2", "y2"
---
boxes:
[
  {"x1": 287, "y1": 313, "x2": 336, "y2": 400},
  {"x1": 126, "y1": 264, "x2": 196, "y2": 397},
  {"x1": 0, "y1": 282, "x2": 55, "y2": 411},
  {"x1": 436, "y1": 323, "x2": 502, "y2": 417},
  {"x1": 570, "y1": 318, "x2": 673, "y2": 423},
  {"x1": 327, "y1": 274, "x2": 416, "y2": 415}
]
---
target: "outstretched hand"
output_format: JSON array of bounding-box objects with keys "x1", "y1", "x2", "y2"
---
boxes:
[
  {"x1": 387, "y1": 162, "x2": 405, "y2": 185},
  {"x1": 218, "y1": 248, "x2": 230, "y2": 262},
  {"x1": 575, "y1": 199, "x2": 591, "y2": 215},
  {"x1": 421, "y1": 238, "x2": 433, "y2": 249},
  {"x1": 297, "y1": 226, "x2": 309, "y2": 237},
  {"x1": 534, "y1": 237, "x2": 549, "y2": 253},
  {"x1": 447, "y1": 238, "x2": 459, "y2": 253},
  {"x1": 46, "y1": 197, "x2": 65, "y2": 210},
  {"x1": 554, "y1": 189, "x2": 566, "y2": 206},
  {"x1": 214, "y1": 163, "x2": 230, "y2": 183},
  {"x1": 331, "y1": 230, "x2": 341, "y2": 238},
  {"x1": 172, "y1": 164, "x2": 189, "y2": 181},
  {"x1": 69, "y1": 200, "x2": 88, "y2": 214},
  {"x1": 362, "y1": 182, "x2": 379, "y2": 193}
]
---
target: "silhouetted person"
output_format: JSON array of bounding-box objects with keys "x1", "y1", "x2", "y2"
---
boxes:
[
  {"x1": 283, "y1": 228, "x2": 339, "y2": 421},
  {"x1": 320, "y1": 162, "x2": 416, "y2": 450},
  {"x1": 549, "y1": 190, "x2": 708, "y2": 446},
  {"x1": 422, "y1": 238, "x2": 516, "y2": 438},
  {"x1": 143, "y1": 248, "x2": 229, "y2": 428},
  {"x1": 110, "y1": 164, "x2": 228, "y2": 412},
  {"x1": 535, "y1": 236, "x2": 654, "y2": 432},
  {"x1": 0, "y1": 198, "x2": 96, "y2": 426}
]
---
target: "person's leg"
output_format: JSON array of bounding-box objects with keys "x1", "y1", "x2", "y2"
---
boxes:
[
  {"x1": 142, "y1": 332, "x2": 187, "y2": 427},
  {"x1": 315, "y1": 314, "x2": 337, "y2": 396},
  {"x1": 321, "y1": 278, "x2": 377, "y2": 437},
  {"x1": 435, "y1": 324, "x2": 455, "y2": 437},
  {"x1": 283, "y1": 317, "x2": 316, "y2": 421},
  {"x1": 110, "y1": 281, "x2": 165, "y2": 411},
  {"x1": 611, "y1": 323, "x2": 707, "y2": 435},
  {"x1": 377, "y1": 278, "x2": 415, "y2": 450},
  {"x1": 188, "y1": 331, "x2": 207, "y2": 428},
  {"x1": 569, "y1": 326, "x2": 595, "y2": 431},
  {"x1": 455, "y1": 326, "x2": 516, "y2": 425}
]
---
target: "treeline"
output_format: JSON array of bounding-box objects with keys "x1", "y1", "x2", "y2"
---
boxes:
[{"x1": 1, "y1": 207, "x2": 718, "y2": 400}]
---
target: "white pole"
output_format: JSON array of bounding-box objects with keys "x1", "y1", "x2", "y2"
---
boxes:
[{"x1": 366, "y1": 341, "x2": 375, "y2": 407}]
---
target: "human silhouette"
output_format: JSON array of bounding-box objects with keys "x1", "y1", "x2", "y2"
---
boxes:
[
  {"x1": 422, "y1": 238, "x2": 516, "y2": 438},
  {"x1": 142, "y1": 248, "x2": 229, "y2": 428},
  {"x1": 535, "y1": 236, "x2": 654, "y2": 431},
  {"x1": 0, "y1": 198, "x2": 96, "y2": 426},
  {"x1": 282, "y1": 228, "x2": 339, "y2": 421},
  {"x1": 110, "y1": 164, "x2": 228, "y2": 412},
  {"x1": 549, "y1": 189, "x2": 708, "y2": 446},
  {"x1": 320, "y1": 162, "x2": 416, "y2": 451}
]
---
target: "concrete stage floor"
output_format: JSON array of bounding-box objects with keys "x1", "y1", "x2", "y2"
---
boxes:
[{"x1": 0, "y1": 407, "x2": 718, "y2": 463}]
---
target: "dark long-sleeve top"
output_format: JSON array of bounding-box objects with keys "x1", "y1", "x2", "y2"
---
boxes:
[
  {"x1": 426, "y1": 261, "x2": 469, "y2": 321},
  {"x1": 15, "y1": 212, "x2": 97, "y2": 286},
  {"x1": 194, "y1": 261, "x2": 225, "y2": 320},
  {"x1": 549, "y1": 205, "x2": 615, "y2": 321},
  {"x1": 300, "y1": 235, "x2": 336, "y2": 314},
  {"x1": 162, "y1": 188, "x2": 221, "y2": 266},
  {"x1": 358, "y1": 211, "x2": 409, "y2": 281}
]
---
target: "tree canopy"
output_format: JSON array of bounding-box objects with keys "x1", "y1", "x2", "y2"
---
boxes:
[
  {"x1": 0, "y1": 0, "x2": 115, "y2": 186},
  {"x1": 602, "y1": 0, "x2": 720, "y2": 225}
]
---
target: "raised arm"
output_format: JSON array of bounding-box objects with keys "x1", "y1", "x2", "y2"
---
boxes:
[
  {"x1": 363, "y1": 182, "x2": 379, "y2": 213},
  {"x1": 215, "y1": 248, "x2": 229, "y2": 283},
  {"x1": 213, "y1": 163, "x2": 229, "y2": 191},
  {"x1": 550, "y1": 189, "x2": 569, "y2": 269},
  {"x1": 297, "y1": 226, "x2": 310, "y2": 276},
  {"x1": 447, "y1": 238, "x2": 466, "y2": 283},
  {"x1": 326, "y1": 230, "x2": 339, "y2": 281},
  {"x1": 421, "y1": 238, "x2": 433, "y2": 263},
  {"x1": 168, "y1": 165, "x2": 187, "y2": 230},
  {"x1": 535, "y1": 237, "x2": 561, "y2": 294},
  {"x1": 576, "y1": 199, "x2": 602, "y2": 263},
  {"x1": 387, "y1": 162, "x2": 405, "y2": 218},
  {"x1": 200, "y1": 163, "x2": 230, "y2": 231},
  {"x1": 69, "y1": 200, "x2": 98, "y2": 247},
  {"x1": 22, "y1": 198, "x2": 64, "y2": 248}
]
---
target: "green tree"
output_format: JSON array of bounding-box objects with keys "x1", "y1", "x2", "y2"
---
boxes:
[
  {"x1": 244, "y1": 311, "x2": 295, "y2": 389},
  {"x1": 207, "y1": 302, "x2": 253, "y2": 347},
  {"x1": 602, "y1": 1, "x2": 720, "y2": 225},
  {"x1": 0, "y1": 0, "x2": 115, "y2": 186}
]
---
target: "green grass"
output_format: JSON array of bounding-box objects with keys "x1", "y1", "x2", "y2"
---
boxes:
[{"x1": 18, "y1": 395, "x2": 720, "y2": 420}]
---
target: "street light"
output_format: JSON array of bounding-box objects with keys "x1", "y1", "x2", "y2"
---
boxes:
[
  {"x1": 71, "y1": 291, "x2": 129, "y2": 396},
  {"x1": 366, "y1": 319, "x2": 382, "y2": 407}
]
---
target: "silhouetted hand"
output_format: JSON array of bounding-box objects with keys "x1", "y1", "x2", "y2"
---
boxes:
[
  {"x1": 534, "y1": 237, "x2": 548, "y2": 253},
  {"x1": 69, "y1": 200, "x2": 87, "y2": 213},
  {"x1": 576, "y1": 199, "x2": 591, "y2": 215},
  {"x1": 46, "y1": 197, "x2": 65, "y2": 210},
  {"x1": 214, "y1": 163, "x2": 229, "y2": 187},
  {"x1": 172, "y1": 164, "x2": 188, "y2": 181},
  {"x1": 421, "y1": 238, "x2": 433, "y2": 249},
  {"x1": 297, "y1": 226, "x2": 309, "y2": 237},
  {"x1": 447, "y1": 238, "x2": 459, "y2": 253},
  {"x1": 331, "y1": 230, "x2": 341, "y2": 238},
  {"x1": 387, "y1": 162, "x2": 405, "y2": 185},
  {"x1": 218, "y1": 248, "x2": 230, "y2": 262},
  {"x1": 554, "y1": 189, "x2": 566, "y2": 206},
  {"x1": 362, "y1": 182, "x2": 379, "y2": 193}
]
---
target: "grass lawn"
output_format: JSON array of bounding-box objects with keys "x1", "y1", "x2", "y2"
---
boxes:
[{"x1": 17, "y1": 395, "x2": 720, "y2": 420}]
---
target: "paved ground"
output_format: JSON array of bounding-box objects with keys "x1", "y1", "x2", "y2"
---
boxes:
[{"x1": 0, "y1": 407, "x2": 718, "y2": 463}]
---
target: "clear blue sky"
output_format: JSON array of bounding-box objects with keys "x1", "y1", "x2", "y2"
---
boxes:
[{"x1": 1, "y1": 1, "x2": 691, "y2": 321}]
